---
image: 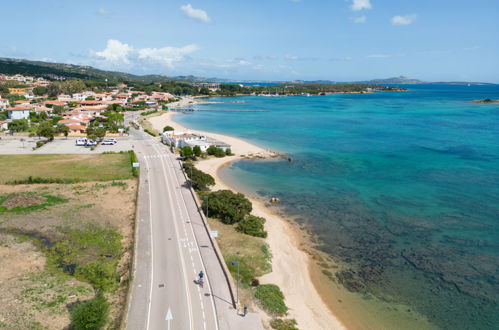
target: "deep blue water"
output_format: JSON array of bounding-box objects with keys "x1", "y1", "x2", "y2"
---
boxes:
[{"x1": 174, "y1": 85, "x2": 499, "y2": 329}]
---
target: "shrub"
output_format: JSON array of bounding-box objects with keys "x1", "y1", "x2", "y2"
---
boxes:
[
  {"x1": 202, "y1": 190, "x2": 252, "y2": 224},
  {"x1": 236, "y1": 215, "x2": 268, "y2": 238},
  {"x1": 143, "y1": 128, "x2": 157, "y2": 137},
  {"x1": 225, "y1": 148, "x2": 233, "y2": 156},
  {"x1": 180, "y1": 146, "x2": 193, "y2": 159},
  {"x1": 270, "y1": 319, "x2": 298, "y2": 330},
  {"x1": 206, "y1": 145, "x2": 226, "y2": 157},
  {"x1": 70, "y1": 295, "x2": 109, "y2": 330},
  {"x1": 254, "y1": 284, "x2": 288, "y2": 316},
  {"x1": 163, "y1": 125, "x2": 174, "y2": 132},
  {"x1": 75, "y1": 261, "x2": 119, "y2": 292},
  {"x1": 129, "y1": 150, "x2": 139, "y2": 177},
  {"x1": 183, "y1": 163, "x2": 214, "y2": 190},
  {"x1": 36, "y1": 141, "x2": 45, "y2": 148},
  {"x1": 193, "y1": 145, "x2": 202, "y2": 157}
]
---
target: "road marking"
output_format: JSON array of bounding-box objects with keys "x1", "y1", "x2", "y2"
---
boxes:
[
  {"x1": 154, "y1": 147, "x2": 194, "y2": 330},
  {"x1": 144, "y1": 154, "x2": 155, "y2": 330},
  {"x1": 160, "y1": 147, "x2": 220, "y2": 330},
  {"x1": 166, "y1": 307, "x2": 173, "y2": 330}
]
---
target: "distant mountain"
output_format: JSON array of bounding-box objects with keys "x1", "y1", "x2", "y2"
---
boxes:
[
  {"x1": 0, "y1": 57, "x2": 218, "y2": 83},
  {"x1": 355, "y1": 76, "x2": 494, "y2": 85}
]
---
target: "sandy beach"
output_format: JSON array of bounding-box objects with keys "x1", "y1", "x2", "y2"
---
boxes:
[{"x1": 148, "y1": 110, "x2": 346, "y2": 330}]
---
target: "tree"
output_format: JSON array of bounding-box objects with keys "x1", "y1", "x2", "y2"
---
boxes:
[
  {"x1": 36, "y1": 121, "x2": 55, "y2": 140},
  {"x1": 86, "y1": 96, "x2": 95, "y2": 101},
  {"x1": 225, "y1": 148, "x2": 232, "y2": 156},
  {"x1": 180, "y1": 146, "x2": 194, "y2": 159},
  {"x1": 8, "y1": 119, "x2": 29, "y2": 132},
  {"x1": 32, "y1": 86, "x2": 47, "y2": 96},
  {"x1": 202, "y1": 190, "x2": 252, "y2": 224},
  {"x1": 47, "y1": 83, "x2": 61, "y2": 97},
  {"x1": 236, "y1": 215, "x2": 268, "y2": 238},
  {"x1": 86, "y1": 126, "x2": 106, "y2": 140},
  {"x1": 52, "y1": 105, "x2": 66, "y2": 115},
  {"x1": 193, "y1": 145, "x2": 202, "y2": 157},
  {"x1": 183, "y1": 163, "x2": 215, "y2": 190},
  {"x1": 0, "y1": 84, "x2": 9, "y2": 95},
  {"x1": 57, "y1": 124, "x2": 69, "y2": 138},
  {"x1": 70, "y1": 295, "x2": 109, "y2": 330},
  {"x1": 163, "y1": 125, "x2": 174, "y2": 132},
  {"x1": 207, "y1": 145, "x2": 226, "y2": 157}
]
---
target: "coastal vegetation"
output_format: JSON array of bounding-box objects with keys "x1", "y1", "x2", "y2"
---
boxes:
[
  {"x1": 182, "y1": 162, "x2": 215, "y2": 190},
  {"x1": 163, "y1": 125, "x2": 174, "y2": 131},
  {"x1": 201, "y1": 190, "x2": 252, "y2": 224},
  {"x1": 254, "y1": 284, "x2": 288, "y2": 316},
  {"x1": 471, "y1": 98, "x2": 499, "y2": 104}
]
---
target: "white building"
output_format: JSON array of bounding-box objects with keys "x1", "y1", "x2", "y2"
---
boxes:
[
  {"x1": 6, "y1": 106, "x2": 32, "y2": 120},
  {"x1": 0, "y1": 98, "x2": 10, "y2": 109}
]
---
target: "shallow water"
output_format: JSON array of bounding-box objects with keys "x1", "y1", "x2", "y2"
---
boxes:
[{"x1": 175, "y1": 85, "x2": 499, "y2": 329}]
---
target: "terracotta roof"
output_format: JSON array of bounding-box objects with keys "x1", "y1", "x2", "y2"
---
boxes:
[
  {"x1": 79, "y1": 100, "x2": 102, "y2": 105},
  {"x1": 14, "y1": 100, "x2": 31, "y2": 104},
  {"x1": 43, "y1": 100, "x2": 66, "y2": 106},
  {"x1": 6, "y1": 105, "x2": 32, "y2": 111},
  {"x1": 66, "y1": 124, "x2": 87, "y2": 131}
]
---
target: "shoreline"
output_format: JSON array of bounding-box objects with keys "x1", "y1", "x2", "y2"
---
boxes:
[{"x1": 148, "y1": 110, "x2": 347, "y2": 330}]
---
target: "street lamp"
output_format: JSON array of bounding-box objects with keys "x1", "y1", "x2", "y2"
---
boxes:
[
  {"x1": 231, "y1": 260, "x2": 239, "y2": 305},
  {"x1": 202, "y1": 195, "x2": 209, "y2": 218}
]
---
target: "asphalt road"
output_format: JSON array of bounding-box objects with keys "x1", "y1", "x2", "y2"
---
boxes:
[{"x1": 125, "y1": 121, "x2": 263, "y2": 330}]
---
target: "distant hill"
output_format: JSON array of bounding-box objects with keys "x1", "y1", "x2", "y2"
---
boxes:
[
  {"x1": 0, "y1": 57, "x2": 219, "y2": 83},
  {"x1": 0, "y1": 58, "x2": 494, "y2": 85}
]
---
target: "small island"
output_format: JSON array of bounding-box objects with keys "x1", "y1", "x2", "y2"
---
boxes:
[{"x1": 471, "y1": 98, "x2": 499, "y2": 104}]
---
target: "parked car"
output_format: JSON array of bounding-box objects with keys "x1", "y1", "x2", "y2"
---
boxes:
[
  {"x1": 102, "y1": 138, "x2": 117, "y2": 145},
  {"x1": 76, "y1": 138, "x2": 87, "y2": 146},
  {"x1": 86, "y1": 139, "x2": 97, "y2": 146}
]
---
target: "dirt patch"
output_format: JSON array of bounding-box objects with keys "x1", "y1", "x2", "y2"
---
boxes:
[
  {"x1": 0, "y1": 180, "x2": 137, "y2": 329},
  {"x1": 1, "y1": 193, "x2": 46, "y2": 208}
]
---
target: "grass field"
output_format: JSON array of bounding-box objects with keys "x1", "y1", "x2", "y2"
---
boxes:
[{"x1": 0, "y1": 154, "x2": 134, "y2": 184}]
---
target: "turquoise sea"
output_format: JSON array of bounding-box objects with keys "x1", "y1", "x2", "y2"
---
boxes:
[{"x1": 174, "y1": 85, "x2": 499, "y2": 330}]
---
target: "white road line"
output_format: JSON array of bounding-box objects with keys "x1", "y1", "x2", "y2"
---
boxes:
[
  {"x1": 154, "y1": 148, "x2": 194, "y2": 330},
  {"x1": 162, "y1": 148, "x2": 220, "y2": 330},
  {"x1": 144, "y1": 155, "x2": 155, "y2": 330}
]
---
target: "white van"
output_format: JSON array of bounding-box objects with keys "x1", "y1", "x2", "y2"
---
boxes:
[{"x1": 76, "y1": 138, "x2": 87, "y2": 146}]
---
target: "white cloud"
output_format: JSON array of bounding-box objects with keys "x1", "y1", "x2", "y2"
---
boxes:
[
  {"x1": 350, "y1": 0, "x2": 372, "y2": 11},
  {"x1": 138, "y1": 44, "x2": 199, "y2": 68},
  {"x1": 97, "y1": 8, "x2": 110, "y2": 15},
  {"x1": 285, "y1": 55, "x2": 299, "y2": 60},
  {"x1": 351, "y1": 15, "x2": 367, "y2": 23},
  {"x1": 391, "y1": 14, "x2": 417, "y2": 25},
  {"x1": 95, "y1": 40, "x2": 133, "y2": 64},
  {"x1": 180, "y1": 4, "x2": 210, "y2": 23},
  {"x1": 93, "y1": 39, "x2": 199, "y2": 68}
]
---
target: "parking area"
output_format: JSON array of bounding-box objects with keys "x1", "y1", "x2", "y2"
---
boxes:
[{"x1": 0, "y1": 136, "x2": 135, "y2": 154}]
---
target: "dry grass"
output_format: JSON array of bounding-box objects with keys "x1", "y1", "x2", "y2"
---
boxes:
[
  {"x1": 0, "y1": 180, "x2": 137, "y2": 329},
  {"x1": 0, "y1": 154, "x2": 133, "y2": 184}
]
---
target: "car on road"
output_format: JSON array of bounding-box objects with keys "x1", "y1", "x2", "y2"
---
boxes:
[
  {"x1": 102, "y1": 138, "x2": 117, "y2": 145},
  {"x1": 86, "y1": 139, "x2": 97, "y2": 147}
]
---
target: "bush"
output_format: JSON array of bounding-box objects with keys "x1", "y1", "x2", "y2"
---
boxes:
[
  {"x1": 163, "y1": 125, "x2": 174, "y2": 132},
  {"x1": 143, "y1": 128, "x2": 157, "y2": 137},
  {"x1": 236, "y1": 215, "x2": 268, "y2": 238},
  {"x1": 180, "y1": 146, "x2": 193, "y2": 159},
  {"x1": 36, "y1": 141, "x2": 45, "y2": 148},
  {"x1": 254, "y1": 284, "x2": 288, "y2": 316},
  {"x1": 70, "y1": 295, "x2": 109, "y2": 330},
  {"x1": 183, "y1": 163, "x2": 214, "y2": 190},
  {"x1": 129, "y1": 150, "x2": 139, "y2": 177},
  {"x1": 75, "y1": 261, "x2": 118, "y2": 292},
  {"x1": 207, "y1": 145, "x2": 226, "y2": 158},
  {"x1": 270, "y1": 318, "x2": 298, "y2": 330},
  {"x1": 225, "y1": 148, "x2": 233, "y2": 156},
  {"x1": 193, "y1": 145, "x2": 202, "y2": 157},
  {"x1": 202, "y1": 190, "x2": 252, "y2": 224}
]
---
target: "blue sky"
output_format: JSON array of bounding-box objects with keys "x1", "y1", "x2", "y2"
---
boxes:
[{"x1": 1, "y1": 0, "x2": 498, "y2": 82}]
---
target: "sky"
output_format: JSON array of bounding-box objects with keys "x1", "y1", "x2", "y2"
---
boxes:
[{"x1": 1, "y1": 0, "x2": 498, "y2": 82}]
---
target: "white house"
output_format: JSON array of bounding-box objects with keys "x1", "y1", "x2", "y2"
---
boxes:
[
  {"x1": 0, "y1": 98, "x2": 9, "y2": 109},
  {"x1": 6, "y1": 105, "x2": 32, "y2": 120}
]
